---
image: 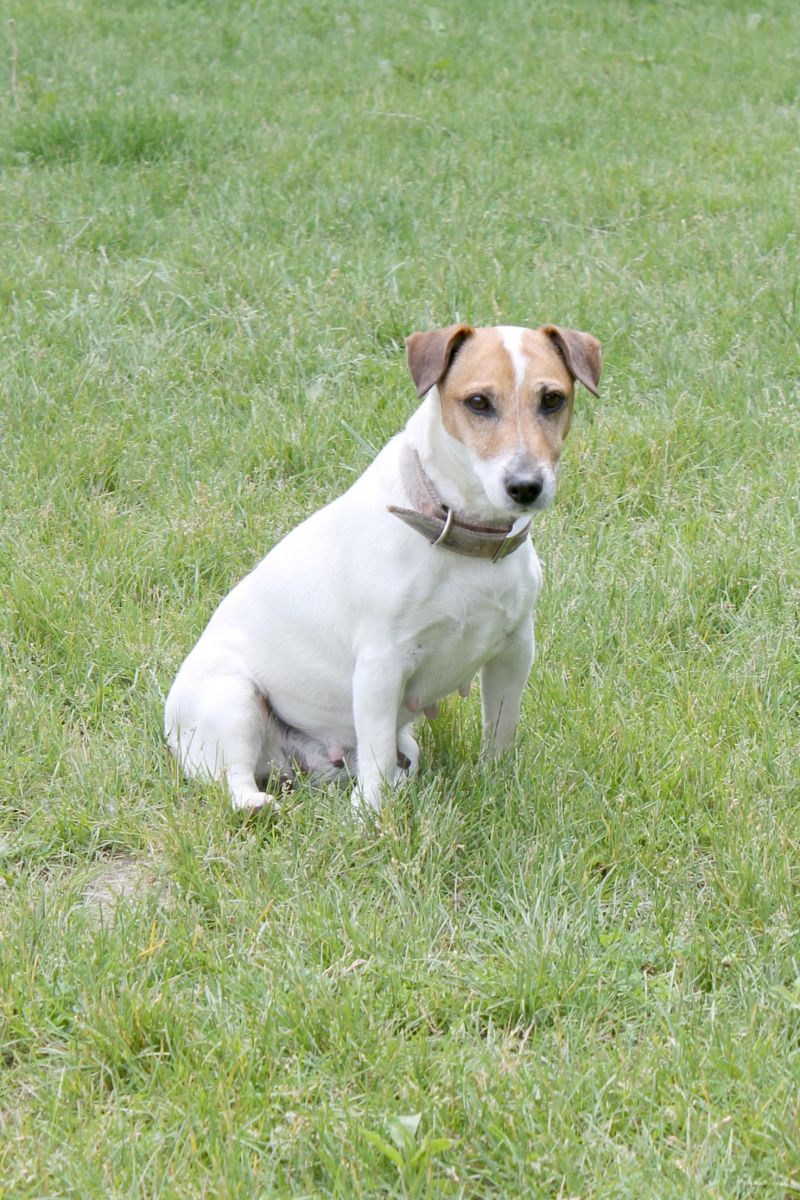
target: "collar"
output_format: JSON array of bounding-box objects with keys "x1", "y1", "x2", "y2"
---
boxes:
[{"x1": 387, "y1": 443, "x2": 531, "y2": 562}]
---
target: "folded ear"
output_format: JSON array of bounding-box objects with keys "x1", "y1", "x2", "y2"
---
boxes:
[
  {"x1": 405, "y1": 323, "x2": 474, "y2": 399},
  {"x1": 541, "y1": 325, "x2": 601, "y2": 397}
]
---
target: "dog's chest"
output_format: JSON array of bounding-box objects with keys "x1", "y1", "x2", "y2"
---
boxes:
[{"x1": 400, "y1": 569, "x2": 532, "y2": 702}]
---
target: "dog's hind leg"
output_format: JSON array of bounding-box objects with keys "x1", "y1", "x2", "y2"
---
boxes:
[{"x1": 167, "y1": 674, "x2": 280, "y2": 810}]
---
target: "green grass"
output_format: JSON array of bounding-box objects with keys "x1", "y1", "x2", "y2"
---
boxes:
[{"x1": 1, "y1": 0, "x2": 799, "y2": 1195}]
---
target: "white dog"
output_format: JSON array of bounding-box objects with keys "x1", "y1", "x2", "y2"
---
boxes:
[{"x1": 165, "y1": 322, "x2": 600, "y2": 811}]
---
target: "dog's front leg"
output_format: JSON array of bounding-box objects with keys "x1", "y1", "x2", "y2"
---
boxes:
[
  {"x1": 352, "y1": 650, "x2": 405, "y2": 811},
  {"x1": 479, "y1": 620, "x2": 534, "y2": 757}
]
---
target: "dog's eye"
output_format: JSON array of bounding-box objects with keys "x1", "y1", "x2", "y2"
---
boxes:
[
  {"x1": 464, "y1": 394, "x2": 494, "y2": 415},
  {"x1": 541, "y1": 390, "x2": 566, "y2": 413}
]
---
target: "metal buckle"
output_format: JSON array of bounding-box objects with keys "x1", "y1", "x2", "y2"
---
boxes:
[
  {"x1": 430, "y1": 507, "x2": 454, "y2": 546},
  {"x1": 491, "y1": 522, "x2": 529, "y2": 562},
  {"x1": 491, "y1": 530, "x2": 516, "y2": 562}
]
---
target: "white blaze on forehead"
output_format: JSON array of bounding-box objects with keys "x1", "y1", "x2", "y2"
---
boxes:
[{"x1": 498, "y1": 325, "x2": 529, "y2": 394}]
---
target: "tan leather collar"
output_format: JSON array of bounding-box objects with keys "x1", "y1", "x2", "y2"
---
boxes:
[{"x1": 387, "y1": 443, "x2": 531, "y2": 562}]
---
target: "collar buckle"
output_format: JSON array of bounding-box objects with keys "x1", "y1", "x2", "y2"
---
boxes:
[
  {"x1": 492, "y1": 528, "x2": 519, "y2": 562},
  {"x1": 430, "y1": 507, "x2": 454, "y2": 546}
]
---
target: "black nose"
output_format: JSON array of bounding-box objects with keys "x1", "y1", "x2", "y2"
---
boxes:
[{"x1": 505, "y1": 474, "x2": 543, "y2": 506}]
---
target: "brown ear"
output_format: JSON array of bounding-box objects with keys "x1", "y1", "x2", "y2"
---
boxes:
[
  {"x1": 405, "y1": 323, "x2": 474, "y2": 399},
  {"x1": 541, "y1": 325, "x2": 601, "y2": 397}
]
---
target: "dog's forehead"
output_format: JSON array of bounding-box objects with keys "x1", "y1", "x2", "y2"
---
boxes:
[{"x1": 448, "y1": 326, "x2": 572, "y2": 391}]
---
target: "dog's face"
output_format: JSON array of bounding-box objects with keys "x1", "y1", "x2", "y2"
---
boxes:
[{"x1": 406, "y1": 323, "x2": 601, "y2": 515}]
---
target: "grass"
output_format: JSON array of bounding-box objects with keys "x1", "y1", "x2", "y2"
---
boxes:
[{"x1": 1, "y1": 0, "x2": 799, "y2": 1195}]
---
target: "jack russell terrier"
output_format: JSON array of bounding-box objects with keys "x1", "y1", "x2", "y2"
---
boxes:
[{"x1": 164, "y1": 323, "x2": 601, "y2": 811}]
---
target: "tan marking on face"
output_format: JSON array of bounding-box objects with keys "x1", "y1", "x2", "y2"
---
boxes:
[{"x1": 439, "y1": 326, "x2": 575, "y2": 473}]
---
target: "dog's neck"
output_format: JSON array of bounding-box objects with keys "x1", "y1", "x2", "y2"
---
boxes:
[{"x1": 404, "y1": 388, "x2": 507, "y2": 523}]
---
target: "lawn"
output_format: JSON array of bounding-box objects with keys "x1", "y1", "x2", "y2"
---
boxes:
[{"x1": 1, "y1": 0, "x2": 799, "y2": 1195}]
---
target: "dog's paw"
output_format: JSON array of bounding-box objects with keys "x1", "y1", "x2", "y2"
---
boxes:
[
  {"x1": 352, "y1": 771, "x2": 406, "y2": 813},
  {"x1": 397, "y1": 732, "x2": 420, "y2": 776},
  {"x1": 230, "y1": 789, "x2": 278, "y2": 814},
  {"x1": 350, "y1": 783, "x2": 382, "y2": 814}
]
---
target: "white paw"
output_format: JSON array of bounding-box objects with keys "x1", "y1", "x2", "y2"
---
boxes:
[
  {"x1": 350, "y1": 783, "x2": 383, "y2": 814},
  {"x1": 230, "y1": 789, "x2": 277, "y2": 813},
  {"x1": 397, "y1": 733, "x2": 420, "y2": 777}
]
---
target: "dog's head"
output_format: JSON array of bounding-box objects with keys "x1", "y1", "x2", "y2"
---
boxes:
[{"x1": 405, "y1": 323, "x2": 601, "y2": 514}]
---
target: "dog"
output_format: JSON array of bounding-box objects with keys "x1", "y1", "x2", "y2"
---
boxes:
[{"x1": 164, "y1": 322, "x2": 601, "y2": 811}]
